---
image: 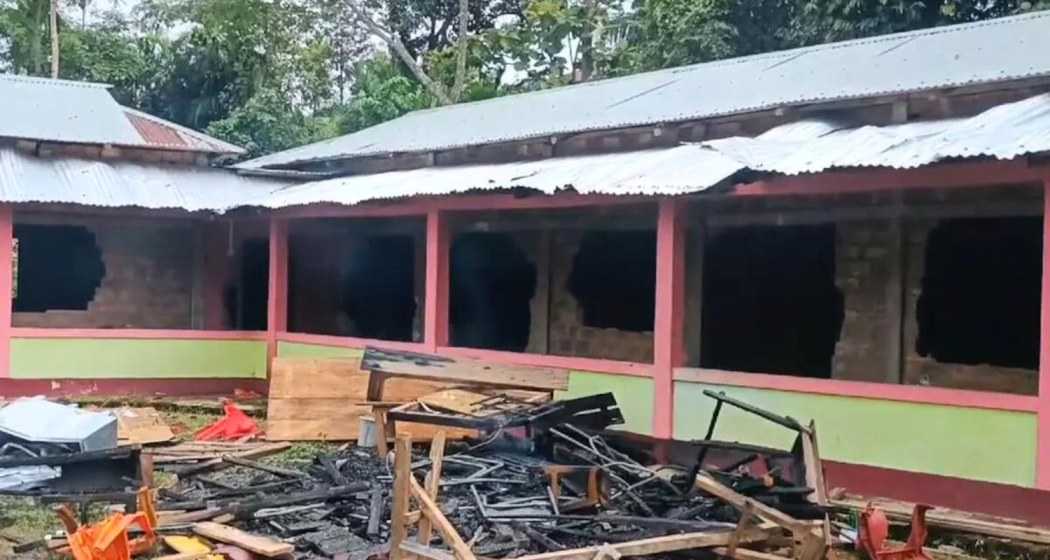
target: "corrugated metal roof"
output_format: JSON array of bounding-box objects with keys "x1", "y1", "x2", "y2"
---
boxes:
[
  {"x1": 123, "y1": 108, "x2": 245, "y2": 154},
  {"x1": 0, "y1": 145, "x2": 287, "y2": 212},
  {"x1": 0, "y1": 75, "x2": 243, "y2": 155},
  {"x1": 0, "y1": 75, "x2": 143, "y2": 146},
  {"x1": 259, "y1": 93, "x2": 1050, "y2": 208},
  {"x1": 239, "y1": 11, "x2": 1050, "y2": 170}
]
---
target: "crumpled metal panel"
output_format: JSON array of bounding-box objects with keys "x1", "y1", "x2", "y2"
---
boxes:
[
  {"x1": 0, "y1": 398, "x2": 117, "y2": 452},
  {"x1": 0, "y1": 146, "x2": 287, "y2": 212},
  {"x1": 238, "y1": 11, "x2": 1050, "y2": 170},
  {"x1": 0, "y1": 75, "x2": 143, "y2": 146},
  {"x1": 260, "y1": 93, "x2": 1050, "y2": 208}
]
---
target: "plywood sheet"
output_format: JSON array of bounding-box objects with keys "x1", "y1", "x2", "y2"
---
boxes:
[
  {"x1": 116, "y1": 407, "x2": 174, "y2": 445},
  {"x1": 265, "y1": 417, "x2": 473, "y2": 441},
  {"x1": 269, "y1": 357, "x2": 453, "y2": 400}
]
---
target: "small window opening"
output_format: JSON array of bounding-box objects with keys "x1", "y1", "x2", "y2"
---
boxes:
[
  {"x1": 344, "y1": 236, "x2": 417, "y2": 341},
  {"x1": 288, "y1": 225, "x2": 418, "y2": 341},
  {"x1": 916, "y1": 217, "x2": 1041, "y2": 369},
  {"x1": 568, "y1": 230, "x2": 656, "y2": 332},
  {"x1": 450, "y1": 232, "x2": 536, "y2": 352},
  {"x1": 14, "y1": 224, "x2": 105, "y2": 312},
  {"x1": 701, "y1": 224, "x2": 843, "y2": 377}
]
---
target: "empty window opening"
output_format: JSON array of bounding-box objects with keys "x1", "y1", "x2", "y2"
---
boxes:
[
  {"x1": 916, "y1": 217, "x2": 1041, "y2": 370},
  {"x1": 14, "y1": 224, "x2": 105, "y2": 312},
  {"x1": 224, "y1": 238, "x2": 269, "y2": 331},
  {"x1": 450, "y1": 232, "x2": 537, "y2": 352},
  {"x1": 568, "y1": 230, "x2": 656, "y2": 332},
  {"x1": 701, "y1": 224, "x2": 843, "y2": 378},
  {"x1": 288, "y1": 225, "x2": 419, "y2": 341}
]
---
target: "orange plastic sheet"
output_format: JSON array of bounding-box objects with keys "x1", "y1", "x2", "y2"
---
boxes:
[{"x1": 196, "y1": 401, "x2": 260, "y2": 441}]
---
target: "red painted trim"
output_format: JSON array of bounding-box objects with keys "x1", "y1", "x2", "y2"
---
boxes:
[
  {"x1": 652, "y1": 199, "x2": 685, "y2": 437},
  {"x1": 424, "y1": 209, "x2": 450, "y2": 351},
  {"x1": 278, "y1": 331, "x2": 427, "y2": 353},
  {"x1": 674, "y1": 367, "x2": 1039, "y2": 412},
  {"x1": 0, "y1": 377, "x2": 268, "y2": 398},
  {"x1": 734, "y1": 160, "x2": 1045, "y2": 197},
  {"x1": 1038, "y1": 178, "x2": 1050, "y2": 489},
  {"x1": 275, "y1": 194, "x2": 652, "y2": 219},
  {"x1": 9, "y1": 328, "x2": 268, "y2": 341},
  {"x1": 824, "y1": 460, "x2": 1050, "y2": 527},
  {"x1": 267, "y1": 218, "x2": 289, "y2": 372},
  {"x1": 0, "y1": 206, "x2": 12, "y2": 378},
  {"x1": 438, "y1": 346, "x2": 653, "y2": 378}
]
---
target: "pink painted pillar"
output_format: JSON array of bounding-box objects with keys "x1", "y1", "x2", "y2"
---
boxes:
[
  {"x1": 653, "y1": 199, "x2": 686, "y2": 439},
  {"x1": 0, "y1": 205, "x2": 12, "y2": 378},
  {"x1": 267, "y1": 217, "x2": 289, "y2": 371},
  {"x1": 1038, "y1": 178, "x2": 1050, "y2": 489},
  {"x1": 424, "y1": 209, "x2": 450, "y2": 352}
]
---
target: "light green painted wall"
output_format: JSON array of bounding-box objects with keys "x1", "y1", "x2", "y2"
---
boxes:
[
  {"x1": 277, "y1": 341, "x2": 363, "y2": 359},
  {"x1": 11, "y1": 338, "x2": 268, "y2": 379},
  {"x1": 674, "y1": 381, "x2": 1037, "y2": 487},
  {"x1": 558, "y1": 371, "x2": 654, "y2": 434}
]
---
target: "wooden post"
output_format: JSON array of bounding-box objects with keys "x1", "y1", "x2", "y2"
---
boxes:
[
  {"x1": 1037, "y1": 178, "x2": 1050, "y2": 489},
  {"x1": 424, "y1": 209, "x2": 450, "y2": 351},
  {"x1": 418, "y1": 430, "x2": 447, "y2": 545},
  {"x1": 390, "y1": 433, "x2": 413, "y2": 560},
  {"x1": 0, "y1": 205, "x2": 13, "y2": 378},
  {"x1": 653, "y1": 199, "x2": 686, "y2": 439},
  {"x1": 267, "y1": 218, "x2": 289, "y2": 373}
]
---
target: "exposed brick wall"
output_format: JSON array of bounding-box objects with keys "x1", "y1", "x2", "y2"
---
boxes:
[
  {"x1": 831, "y1": 216, "x2": 1038, "y2": 394},
  {"x1": 832, "y1": 220, "x2": 902, "y2": 383},
  {"x1": 900, "y1": 220, "x2": 1038, "y2": 395},
  {"x1": 546, "y1": 230, "x2": 654, "y2": 363},
  {"x1": 13, "y1": 219, "x2": 198, "y2": 329}
]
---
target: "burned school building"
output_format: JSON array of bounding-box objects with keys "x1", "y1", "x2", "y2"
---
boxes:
[{"x1": 1, "y1": 11, "x2": 1050, "y2": 522}]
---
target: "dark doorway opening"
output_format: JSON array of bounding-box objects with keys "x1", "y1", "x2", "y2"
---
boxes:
[
  {"x1": 569, "y1": 230, "x2": 656, "y2": 332},
  {"x1": 450, "y1": 232, "x2": 536, "y2": 352},
  {"x1": 916, "y1": 217, "x2": 1041, "y2": 370},
  {"x1": 701, "y1": 224, "x2": 843, "y2": 378},
  {"x1": 14, "y1": 224, "x2": 105, "y2": 312},
  {"x1": 226, "y1": 238, "x2": 269, "y2": 331}
]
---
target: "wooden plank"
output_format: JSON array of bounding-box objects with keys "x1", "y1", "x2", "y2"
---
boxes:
[
  {"x1": 418, "y1": 389, "x2": 491, "y2": 415},
  {"x1": 418, "y1": 431, "x2": 447, "y2": 545},
  {"x1": 832, "y1": 497, "x2": 1050, "y2": 545},
  {"x1": 410, "y1": 475, "x2": 477, "y2": 560},
  {"x1": 116, "y1": 407, "x2": 175, "y2": 445},
  {"x1": 799, "y1": 421, "x2": 827, "y2": 506},
  {"x1": 265, "y1": 417, "x2": 473, "y2": 442},
  {"x1": 390, "y1": 434, "x2": 413, "y2": 560},
  {"x1": 269, "y1": 357, "x2": 452, "y2": 400},
  {"x1": 266, "y1": 400, "x2": 372, "y2": 421},
  {"x1": 514, "y1": 528, "x2": 771, "y2": 560},
  {"x1": 401, "y1": 541, "x2": 457, "y2": 560},
  {"x1": 712, "y1": 546, "x2": 790, "y2": 560},
  {"x1": 694, "y1": 473, "x2": 807, "y2": 533},
  {"x1": 191, "y1": 522, "x2": 293, "y2": 557},
  {"x1": 362, "y1": 347, "x2": 569, "y2": 398}
]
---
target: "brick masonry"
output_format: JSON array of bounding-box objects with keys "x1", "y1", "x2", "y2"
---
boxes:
[
  {"x1": 13, "y1": 218, "x2": 200, "y2": 329},
  {"x1": 545, "y1": 230, "x2": 654, "y2": 364}
]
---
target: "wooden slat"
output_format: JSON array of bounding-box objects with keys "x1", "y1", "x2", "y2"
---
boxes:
[
  {"x1": 362, "y1": 347, "x2": 569, "y2": 396},
  {"x1": 266, "y1": 400, "x2": 371, "y2": 421},
  {"x1": 269, "y1": 357, "x2": 453, "y2": 400},
  {"x1": 418, "y1": 431, "x2": 447, "y2": 545},
  {"x1": 191, "y1": 522, "x2": 293, "y2": 557},
  {"x1": 390, "y1": 434, "x2": 412, "y2": 560},
  {"x1": 410, "y1": 475, "x2": 477, "y2": 560},
  {"x1": 514, "y1": 528, "x2": 771, "y2": 560}
]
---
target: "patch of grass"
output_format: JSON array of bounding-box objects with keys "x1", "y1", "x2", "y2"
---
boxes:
[
  {"x1": 0, "y1": 495, "x2": 62, "y2": 546},
  {"x1": 267, "y1": 441, "x2": 342, "y2": 466}
]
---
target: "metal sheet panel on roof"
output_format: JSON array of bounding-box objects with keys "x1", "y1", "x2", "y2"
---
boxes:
[
  {"x1": 239, "y1": 12, "x2": 1050, "y2": 170},
  {"x1": 259, "y1": 93, "x2": 1050, "y2": 208},
  {"x1": 0, "y1": 146, "x2": 287, "y2": 212},
  {"x1": 0, "y1": 76, "x2": 143, "y2": 146}
]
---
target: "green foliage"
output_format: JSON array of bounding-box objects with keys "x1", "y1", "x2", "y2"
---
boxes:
[
  {"x1": 334, "y1": 55, "x2": 435, "y2": 133},
  {"x1": 206, "y1": 88, "x2": 329, "y2": 158}
]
